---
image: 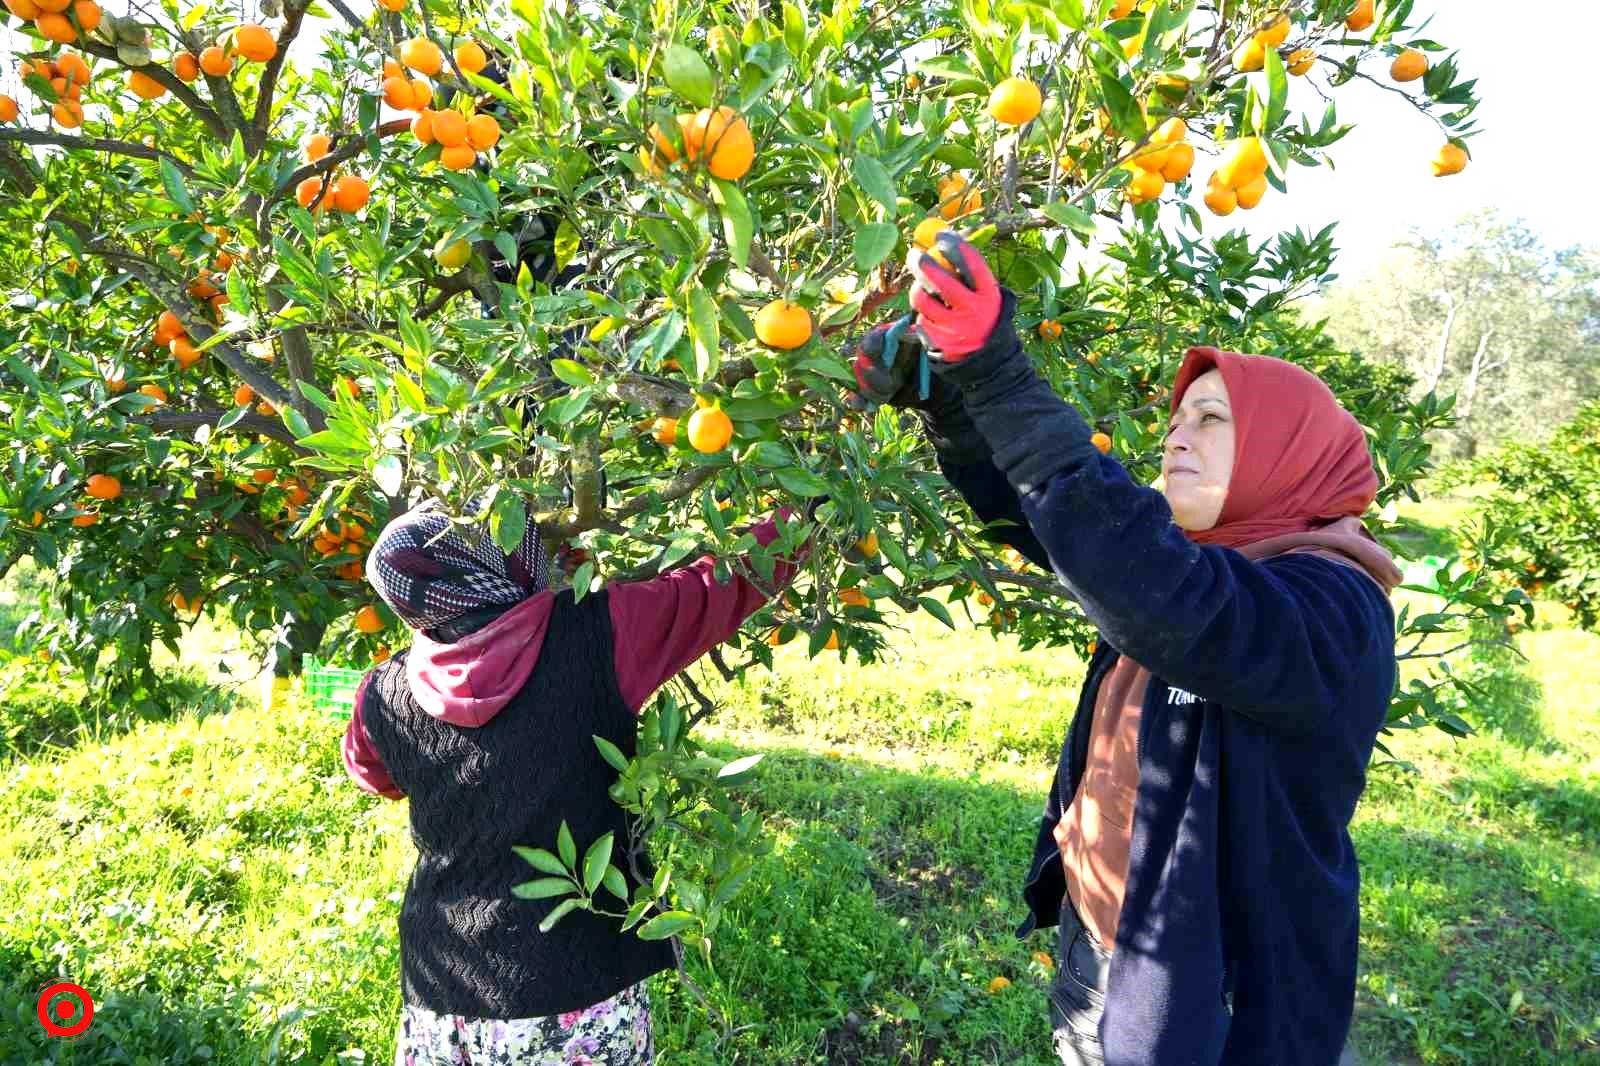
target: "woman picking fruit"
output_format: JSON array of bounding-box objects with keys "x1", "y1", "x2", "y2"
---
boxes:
[
  {"x1": 849, "y1": 231, "x2": 1401, "y2": 1066},
  {"x1": 340, "y1": 497, "x2": 810, "y2": 1064}
]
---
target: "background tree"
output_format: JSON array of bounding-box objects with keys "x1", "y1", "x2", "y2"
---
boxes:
[{"x1": 1314, "y1": 209, "x2": 1600, "y2": 459}]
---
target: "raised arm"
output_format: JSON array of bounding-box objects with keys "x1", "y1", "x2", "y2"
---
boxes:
[
  {"x1": 608, "y1": 511, "x2": 811, "y2": 714},
  {"x1": 909, "y1": 238, "x2": 1394, "y2": 732}
]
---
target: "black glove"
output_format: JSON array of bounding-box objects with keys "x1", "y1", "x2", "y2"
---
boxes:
[{"x1": 845, "y1": 321, "x2": 992, "y2": 464}]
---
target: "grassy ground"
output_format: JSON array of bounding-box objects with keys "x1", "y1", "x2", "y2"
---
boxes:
[{"x1": 1, "y1": 495, "x2": 1597, "y2": 1064}]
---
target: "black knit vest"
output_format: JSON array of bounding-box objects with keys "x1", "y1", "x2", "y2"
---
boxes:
[{"x1": 360, "y1": 589, "x2": 674, "y2": 1018}]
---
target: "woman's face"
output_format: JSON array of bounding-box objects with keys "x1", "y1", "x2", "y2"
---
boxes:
[{"x1": 1161, "y1": 369, "x2": 1236, "y2": 531}]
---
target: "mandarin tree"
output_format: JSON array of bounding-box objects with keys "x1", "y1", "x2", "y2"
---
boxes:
[
  {"x1": 0, "y1": 0, "x2": 1516, "y2": 999},
  {"x1": 0, "y1": 0, "x2": 1505, "y2": 722}
]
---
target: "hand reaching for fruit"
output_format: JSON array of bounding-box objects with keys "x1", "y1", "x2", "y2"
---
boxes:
[
  {"x1": 905, "y1": 231, "x2": 1003, "y2": 361},
  {"x1": 848, "y1": 319, "x2": 928, "y2": 410}
]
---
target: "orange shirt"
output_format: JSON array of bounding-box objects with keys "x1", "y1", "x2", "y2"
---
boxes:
[{"x1": 1054, "y1": 655, "x2": 1150, "y2": 948}]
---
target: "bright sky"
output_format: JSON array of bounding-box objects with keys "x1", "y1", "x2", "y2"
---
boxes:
[
  {"x1": 1223, "y1": 0, "x2": 1600, "y2": 281},
  {"x1": 7, "y1": 1, "x2": 1589, "y2": 285}
]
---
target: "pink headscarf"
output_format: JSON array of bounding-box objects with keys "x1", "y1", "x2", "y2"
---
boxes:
[{"x1": 1169, "y1": 347, "x2": 1402, "y2": 593}]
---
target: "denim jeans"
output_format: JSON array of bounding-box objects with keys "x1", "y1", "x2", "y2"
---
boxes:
[{"x1": 1049, "y1": 900, "x2": 1111, "y2": 1066}]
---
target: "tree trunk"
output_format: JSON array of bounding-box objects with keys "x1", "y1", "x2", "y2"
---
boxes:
[
  {"x1": 1457, "y1": 326, "x2": 1500, "y2": 422},
  {"x1": 1422, "y1": 296, "x2": 1459, "y2": 394},
  {"x1": 0, "y1": 545, "x2": 21, "y2": 587},
  {"x1": 266, "y1": 612, "x2": 328, "y2": 678}
]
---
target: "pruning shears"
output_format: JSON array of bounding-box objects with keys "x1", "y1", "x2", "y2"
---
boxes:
[
  {"x1": 877, "y1": 233, "x2": 978, "y2": 401},
  {"x1": 878, "y1": 312, "x2": 932, "y2": 402}
]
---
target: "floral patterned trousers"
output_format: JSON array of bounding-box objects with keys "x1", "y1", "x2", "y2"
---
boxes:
[{"x1": 393, "y1": 983, "x2": 653, "y2": 1066}]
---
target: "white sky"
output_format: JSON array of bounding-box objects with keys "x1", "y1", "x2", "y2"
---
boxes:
[
  {"x1": 1216, "y1": 0, "x2": 1600, "y2": 280},
  {"x1": 7, "y1": 0, "x2": 1592, "y2": 283}
]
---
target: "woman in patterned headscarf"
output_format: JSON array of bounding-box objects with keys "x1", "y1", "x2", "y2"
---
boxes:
[{"x1": 343, "y1": 499, "x2": 808, "y2": 1065}]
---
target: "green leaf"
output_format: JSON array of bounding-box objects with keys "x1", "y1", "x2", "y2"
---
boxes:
[
  {"x1": 746, "y1": 441, "x2": 792, "y2": 467},
  {"x1": 282, "y1": 406, "x2": 313, "y2": 440},
  {"x1": 1264, "y1": 45, "x2": 1288, "y2": 129},
  {"x1": 932, "y1": 143, "x2": 982, "y2": 170},
  {"x1": 850, "y1": 156, "x2": 897, "y2": 215},
  {"x1": 853, "y1": 222, "x2": 898, "y2": 272},
  {"x1": 663, "y1": 44, "x2": 715, "y2": 107},
  {"x1": 494, "y1": 231, "x2": 518, "y2": 265},
  {"x1": 717, "y1": 752, "x2": 765, "y2": 781},
  {"x1": 492, "y1": 489, "x2": 528, "y2": 554},
  {"x1": 392, "y1": 371, "x2": 429, "y2": 413},
  {"x1": 688, "y1": 285, "x2": 721, "y2": 381},
  {"x1": 1041, "y1": 201, "x2": 1098, "y2": 236},
  {"x1": 557, "y1": 821, "x2": 577, "y2": 870},
  {"x1": 296, "y1": 428, "x2": 366, "y2": 455},
  {"x1": 775, "y1": 467, "x2": 830, "y2": 496},
  {"x1": 602, "y1": 866, "x2": 629, "y2": 902},
  {"x1": 372, "y1": 453, "x2": 403, "y2": 496},
  {"x1": 1097, "y1": 72, "x2": 1143, "y2": 138},
  {"x1": 554, "y1": 219, "x2": 580, "y2": 270},
  {"x1": 512, "y1": 846, "x2": 569, "y2": 876},
  {"x1": 711, "y1": 179, "x2": 754, "y2": 268},
  {"x1": 593, "y1": 734, "x2": 629, "y2": 772},
  {"x1": 511, "y1": 877, "x2": 577, "y2": 900},
  {"x1": 159, "y1": 159, "x2": 194, "y2": 215},
  {"x1": 539, "y1": 898, "x2": 581, "y2": 933},
  {"x1": 641, "y1": 219, "x2": 692, "y2": 259},
  {"x1": 721, "y1": 396, "x2": 803, "y2": 421},
  {"x1": 550, "y1": 358, "x2": 594, "y2": 387},
  {"x1": 917, "y1": 596, "x2": 957, "y2": 630},
  {"x1": 582, "y1": 833, "x2": 614, "y2": 895},
  {"x1": 544, "y1": 388, "x2": 593, "y2": 424},
  {"x1": 637, "y1": 910, "x2": 698, "y2": 940}
]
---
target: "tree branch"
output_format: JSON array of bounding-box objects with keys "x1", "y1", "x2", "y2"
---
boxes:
[
  {"x1": 0, "y1": 140, "x2": 38, "y2": 195},
  {"x1": 680, "y1": 672, "x2": 718, "y2": 728},
  {"x1": 55, "y1": 216, "x2": 300, "y2": 415},
  {"x1": 538, "y1": 465, "x2": 719, "y2": 542},
  {"x1": 136, "y1": 408, "x2": 305, "y2": 448},
  {"x1": 0, "y1": 128, "x2": 198, "y2": 180},
  {"x1": 270, "y1": 119, "x2": 412, "y2": 206},
  {"x1": 324, "y1": 0, "x2": 392, "y2": 54},
  {"x1": 253, "y1": 0, "x2": 310, "y2": 134},
  {"x1": 79, "y1": 40, "x2": 229, "y2": 140}
]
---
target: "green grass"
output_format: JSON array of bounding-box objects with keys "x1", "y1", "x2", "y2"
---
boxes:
[{"x1": 1, "y1": 562, "x2": 1597, "y2": 1063}]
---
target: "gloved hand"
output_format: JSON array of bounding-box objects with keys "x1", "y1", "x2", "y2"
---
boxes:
[
  {"x1": 906, "y1": 231, "x2": 1004, "y2": 362},
  {"x1": 848, "y1": 319, "x2": 931, "y2": 410},
  {"x1": 844, "y1": 316, "x2": 992, "y2": 465}
]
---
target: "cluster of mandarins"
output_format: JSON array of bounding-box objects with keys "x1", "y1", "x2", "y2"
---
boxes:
[
  {"x1": 646, "y1": 397, "x2": 737, "y2": 457},
  {"x1": 160, "y1": 23, "x2": 276, "y2": 93},
  {"x1": 1, "y1": 0, "x2": 100, "y2": 57},
  {"x1": 1202, "y1": 135, "x2": 1270, "y2": 216},
  {"x1": 641, "y1": 104, "x2": 755, "y2": 181},
  {"x1": 56, "y1": 471, "x2": 121, "y2": 528},
  {"x1": 309, "y1": 511, "x2": 374, "y2": 582},
  {"x1": 139, "y1": 24, "x2": 278, "y2": 100},
  {"x1": 177, "y1": 224, "x2": 238, "y2": 321},
  {"x1": 6, "y1": 50, "x2": 91, "y2": 127},
  {"x1": 1122, "y1": 118, "x2": 1195, "y2": 205},
  {"x1": 388, "y1": 38, "x2": 504, "y2": 171},
  {"x1": 294, "y1": 148, "x2": 371, "y2": 216}
]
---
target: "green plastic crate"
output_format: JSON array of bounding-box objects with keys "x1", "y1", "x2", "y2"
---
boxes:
[{"x1": 304, "y1": 658, "x2": 368, "y2": 718}]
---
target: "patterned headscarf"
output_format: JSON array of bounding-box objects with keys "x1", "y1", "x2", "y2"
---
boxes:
[{"x1": 366, "y1": 500, "x2": 548, "y2": 633}]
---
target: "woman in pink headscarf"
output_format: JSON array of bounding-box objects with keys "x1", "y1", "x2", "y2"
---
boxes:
[
  {"x1": 850, "y1": 231, "x2": 1400, "y2": 1066},
  {"x1": 340, "y1": 499, "x2": 810, "y2": 1065}
]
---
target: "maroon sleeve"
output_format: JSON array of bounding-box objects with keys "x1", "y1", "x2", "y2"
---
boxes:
[
  {"x1": 342, "y1": 672, "x2": 406, "y2": 800},
  {"x1": 608, "y1": 511, "x2": 809, "y2": 714}
]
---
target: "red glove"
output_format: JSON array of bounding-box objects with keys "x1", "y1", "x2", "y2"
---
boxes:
[{"x1": 906, "y1": 232, "x2": 1002, "y2": 362}]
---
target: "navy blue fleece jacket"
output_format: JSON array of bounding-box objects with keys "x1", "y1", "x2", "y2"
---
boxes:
[{"x1": 927, "y1": 299, "x2": 1398, "y2": 1066}]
